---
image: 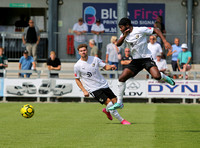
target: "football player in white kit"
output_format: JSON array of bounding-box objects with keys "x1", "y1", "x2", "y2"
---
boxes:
[
  {"x1": 74, "y1": 44, "x2": 131, "y2": 124},
  {"x1": 108, "y1": 18, "x2": 175, "y2": 110}
]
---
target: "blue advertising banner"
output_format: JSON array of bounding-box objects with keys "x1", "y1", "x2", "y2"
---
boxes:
[
  {"x1": 83, "y1": 3, "x2": 165, "y2": 33},
  {"x1": 0, "y1": 78, "x2": 4, "y2": 96}
]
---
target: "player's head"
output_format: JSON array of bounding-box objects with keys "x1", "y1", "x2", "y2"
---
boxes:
[
  {"x1": 77, "y1": 44, "x2": 88, "y2": 58},
  {"x1": 118, "y1": 17, "x2": 132, "y2": 33}
]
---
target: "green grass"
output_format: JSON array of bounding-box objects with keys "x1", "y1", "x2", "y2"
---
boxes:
[{"x1": 0, "y1": 103, "x2": 200, "y2": 148}]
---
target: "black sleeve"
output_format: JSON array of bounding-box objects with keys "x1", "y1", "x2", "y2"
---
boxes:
[
  {"x1": 121, "y1": 56, "x2": 125, "y2": 61},
  {"x1": 57, "y1": 58, "x2": 61, "y2": 65},
  {"x1": 47, "y1": 58, "x2": 51, "y2": 66}
]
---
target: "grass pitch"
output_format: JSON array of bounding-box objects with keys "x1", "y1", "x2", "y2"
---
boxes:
[{"x1": 0, "y1": 102, "x2": 200, "y2": 148}]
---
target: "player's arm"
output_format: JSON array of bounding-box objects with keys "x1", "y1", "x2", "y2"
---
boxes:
[
  {"x1": 75, "y1": 78, "x2": 89, "y2": 97},
  {"x1": 116, "y1": 29, "x2": 130, "y2": 46},
  {"x1": 103, "y1": 65, "x2": 117, "y2": 70},
  {"x1": 153, "y1": 28, "x2": 172, "y2": 50}
]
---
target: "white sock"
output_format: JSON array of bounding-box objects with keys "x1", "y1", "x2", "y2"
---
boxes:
[
  {"x1": 117, "y1": 81, "x2": 126, "y2": 104},
  {"x1": 160, "y1": 72, "x2": 168, "y2": 81},
  {"x1": 106, "y1": 101, "x2": 123, "y2": 122}
]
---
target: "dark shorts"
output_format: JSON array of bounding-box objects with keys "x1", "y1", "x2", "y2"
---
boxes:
[
  {"x1": 127, "y1": 58, "x2": 157, "y2": 75},
  {"x1": 90, "y1": 87, "x2": 116, "y2": 105}
]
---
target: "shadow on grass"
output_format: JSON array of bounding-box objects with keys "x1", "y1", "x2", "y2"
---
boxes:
[{"x1": 181, "y1": 130, "x2": 200, "y2": 133}]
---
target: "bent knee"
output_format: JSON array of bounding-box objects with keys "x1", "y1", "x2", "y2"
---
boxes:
[
  {"x1": 152, "y1": 73, "x2": 161, "y2": 80},
  {"x1": 119, "y1": 76, "x2": 127, "y2": 82}
]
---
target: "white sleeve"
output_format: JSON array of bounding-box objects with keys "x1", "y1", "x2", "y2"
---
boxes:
[
  {"x1": 158, "y1": 44, "x2": 162, "y2": 53},
  {"x1": 91, "y1": 24, "x2": 95, "y2": 31},
  {"x1": 140, "y1": 27, "x2": 154, "y2": 35},
  {"x1": 106, "y1": 44, "x2": 110, "y2": 54},
  {"x1": 163, "y1": 60, "x2": 168, "y2": 69},
  {"x1": 74, "y1": 65, "x2": 80, "y2": 78},
  {"x1": 83, "y1": 23, "x2": 88, "y2": 32},
  {"x1": 97, "y1": 57, "x2": 106, "y2": 68},
  {"x1": 72, "y1": 23, "x2": 77, "y2": 31},
  {"x1": 101, "y1": 24, "x2": 105, "y2": 31}
]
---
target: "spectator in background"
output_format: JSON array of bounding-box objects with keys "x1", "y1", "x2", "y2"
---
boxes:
[
  {"x1": 22, "y1": 19, "x2": 40, "y2": 62},
  {"x1": 155, "y1": 53, "x2": 168, "y2": 74},
  {"x1": 147, "y1": 35, "x2": 163, "y2": 60},
  {"x1": 0, "y1": 47, "x2": 8, "y2": 77},
  {"x1": 47, "y1": 51, "x2": 61, "y2": 78},
  {"x1": 91, "y1": 19, "x2": 105, "y2": 57},
  {"x1": 73, "y1": 18, "x2": 88, "y2": 60},
  {"x1": 89, "y1": 39, "x2": 98, "y2": 57},
  {"x1": 106, "y1": 36, "x2": 120, "y2": 78},
  {"x1": 177, "y1": 43, "x2": 192, "y2": 79},
  {"x1": 19, "y1": 50, "x2": 36, "y2": 78},
  {"x1": 121, "y1": 47, "x2": 133, "y2": 70},
  {"x1": 167, "y1": 38, "x2": 182, "y2": 79}
]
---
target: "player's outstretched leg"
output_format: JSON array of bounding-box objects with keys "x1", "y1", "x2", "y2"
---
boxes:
[
  {"x1": 149, "y1": 66, "x2": 175, "y2": 86},
  {"x1": 160, "y1": 72, "x2": 175, "y2": 86},
  {"x1": 108, "y1": 81, "x2": 125, "y2": 110},
  {"x1": 106, "y1": 101, "x2": 131, "y2": 124},
  {"x1": 102, "y1": 108, "x2": 113, "y2": 120}
]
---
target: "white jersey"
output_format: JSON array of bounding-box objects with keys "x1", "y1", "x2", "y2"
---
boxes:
[
  {"x1": 72, "y1": 23, "x2": 88, "y2": 42},
  {"x1": 91, "y1": 23, "x2": 105, "y2": 43},
  {"x1": 120, "y1": 27, "x2": 154, "y2": 59},
  {"x1": 106, "y1": 43, "x2": 119, "y2": 63},
  {"x1": 74, "y1": 56, "x2": 108, "y2": 92},
  {"x1": 155, "y1": 59, "x2": 168, "y2": 71},
  {"x1": 147, "y1": 42, "x2": 162, "y2": 60}
]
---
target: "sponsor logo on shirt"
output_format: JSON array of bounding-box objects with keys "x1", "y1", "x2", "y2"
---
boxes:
[
  {"x1": 74, "y1": 73, "x2": 77, "y2": 77},
  {"x1": 92, "y1": 63, "x2": 95, "y2": 67},
  {"x1": 87, "y1": 72, "x2": 92, "y2": 77},
  {"x1": 99, "y1": 98, "x2": 104, "y2": 102}
]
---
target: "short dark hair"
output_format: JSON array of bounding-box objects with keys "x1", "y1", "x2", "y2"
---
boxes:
[
  {"x1": 78, "y1": 18, "x2": 83, "y2": 22},
  {"x1": 118, "y1": 17, "x2": 132, "y2": 26},
  {"x1": 77, "y1": 44, "x2": 87, "y2": 51}
]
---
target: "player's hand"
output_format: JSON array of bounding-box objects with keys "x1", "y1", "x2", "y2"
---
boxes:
[
  {"x1": 123, "y1": 29, "x2": 130, "y2": 37},
  {"x1": 111, "y1": 65, "x2": 117, "y2": 70},
  {"x1": 164, "y1": 41, "x2": 172, "y2": 50},
  {"x1": 83, "y1": 91, "x2": 89, "y2": 97}
]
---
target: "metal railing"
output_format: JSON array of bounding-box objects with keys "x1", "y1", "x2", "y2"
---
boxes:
[{"x1": 0, "y1": 69, "x2": 199, "y2": 80}]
